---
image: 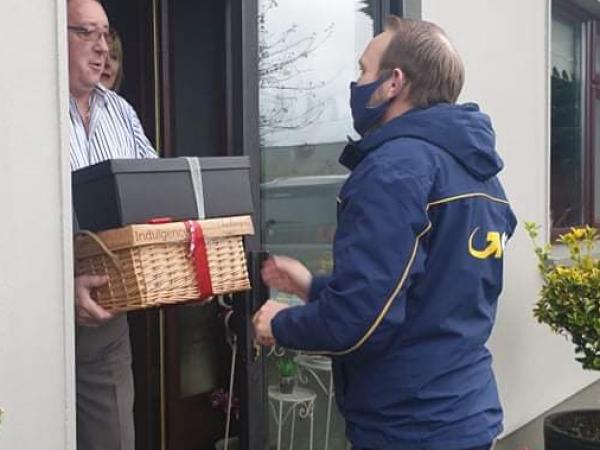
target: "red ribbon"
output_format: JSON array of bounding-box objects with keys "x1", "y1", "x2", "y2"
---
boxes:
[
  {"x1": 184, "y1": 220, "x2": 213, "y2": 299},
  {"x1": 147, "y1": 217, "x2": 174, "y2": 224}
]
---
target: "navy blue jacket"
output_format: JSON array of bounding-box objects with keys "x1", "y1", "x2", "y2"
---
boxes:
[{"x1": 271, "y1": 103, "x2": 517, "y2": 450}]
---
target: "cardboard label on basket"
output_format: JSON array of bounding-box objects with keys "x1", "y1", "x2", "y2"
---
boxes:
[{"x1": 75, "y1": 215, "x2": 254, "y2": 259}]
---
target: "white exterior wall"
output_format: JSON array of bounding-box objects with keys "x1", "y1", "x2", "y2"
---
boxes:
[
  {"x1": 422, "y1": 0, "x2": 600, "y2": 436},
  {"x1": 0, "y1": 1, "x2": 75, "y2": 449}
]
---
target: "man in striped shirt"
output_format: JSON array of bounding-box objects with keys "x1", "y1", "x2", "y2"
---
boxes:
[{"x1": 68, "y1": 0, "x2": 156, "y2": 449}]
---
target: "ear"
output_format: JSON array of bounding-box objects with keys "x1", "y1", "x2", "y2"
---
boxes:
[{"x1": 387, "y1": 68, "x2": 407, "y2": 98}]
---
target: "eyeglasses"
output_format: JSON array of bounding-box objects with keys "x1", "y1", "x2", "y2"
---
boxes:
[{"x1": 68, "y1": 26, "x2": 111, "y2": 43}]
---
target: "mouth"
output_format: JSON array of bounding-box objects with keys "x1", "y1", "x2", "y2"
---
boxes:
[{"x1": 90, "y1": 62, "x2": 104, "y2": 72}]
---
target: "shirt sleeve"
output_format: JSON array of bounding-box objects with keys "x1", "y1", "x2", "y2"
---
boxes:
[
  {"x1": 130, "y1": 107, "x2": 158, "y2": 159},
  {"x1": 271, "y1": 157, "x2": 431, "y2": 355}
]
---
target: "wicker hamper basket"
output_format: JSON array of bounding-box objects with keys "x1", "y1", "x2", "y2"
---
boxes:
[{"x1": 75, "y1": 215, "x2": 254, "y2": 312}]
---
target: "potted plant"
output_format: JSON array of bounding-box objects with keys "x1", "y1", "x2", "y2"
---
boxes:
[
  {"x1": 277, "y1": 357, "x2": 298, "y2": 394},
  {"x1": 526, "y1": 223, "x2": 600, "y2": 450}
]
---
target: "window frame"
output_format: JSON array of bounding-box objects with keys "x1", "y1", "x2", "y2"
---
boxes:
[{"x1": 551, "y1": 0, "x2": 600, "y2": 238}]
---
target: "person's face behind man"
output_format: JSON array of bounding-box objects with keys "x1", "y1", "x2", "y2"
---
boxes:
[{"x1": 68, "y1": 0, "x2": 110, "y2": 97}]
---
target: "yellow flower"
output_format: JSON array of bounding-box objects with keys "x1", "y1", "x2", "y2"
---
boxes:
[{"x1": 570, "y1": 228, "x2": 587, "y2": 240}]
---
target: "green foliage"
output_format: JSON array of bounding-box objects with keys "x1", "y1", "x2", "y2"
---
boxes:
[
  {"x1": 525, "y1": 222, "x2": 600, "y2": 370},
  {"x1": 358, "y1": 0, "x2": 375, "y2": 19},
  {"x1": 276, "y1": 357, "x2": 297, "y2": 378}
]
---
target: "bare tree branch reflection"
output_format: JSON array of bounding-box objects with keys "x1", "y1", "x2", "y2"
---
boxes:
[{"x1": 259, "y1": 0, "x2": 334, "y2": 139}]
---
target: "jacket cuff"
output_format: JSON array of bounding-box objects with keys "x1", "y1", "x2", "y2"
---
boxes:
[{"x1": 272, "y1": 309, "x2": 291, "y2": 347}]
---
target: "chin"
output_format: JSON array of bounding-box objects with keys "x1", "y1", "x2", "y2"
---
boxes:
[{"x1": 85, "y1": 74, "x2": 101, "y2": 85}]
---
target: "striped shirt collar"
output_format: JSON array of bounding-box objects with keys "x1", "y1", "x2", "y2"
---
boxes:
[{"x1": 69, "y1": 84, "x2": 108, "y2": 116}]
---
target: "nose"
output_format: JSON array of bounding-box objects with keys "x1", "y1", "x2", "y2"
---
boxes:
[{"x1": 95, "y1": 33, "x2": 110, "y2": 53}]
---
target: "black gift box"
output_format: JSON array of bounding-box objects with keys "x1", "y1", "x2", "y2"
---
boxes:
[{"x1": 72, "y1": 156, "x2": 253, "y2": 232}]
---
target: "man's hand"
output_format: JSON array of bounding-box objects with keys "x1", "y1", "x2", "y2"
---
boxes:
[
  {"x1": 252, "y1": 300, "x2": 291, "y2": 347},
  {"x1": 75, "y1": 274, "x2": 114, "y2": 327},
  {"x1": 261, "y1": 256, "x2": 312, "y2": 301}
]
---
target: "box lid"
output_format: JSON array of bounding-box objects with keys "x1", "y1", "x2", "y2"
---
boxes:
[{"x1": 72, "y1": 156, "x2": 250, "y2": 184}]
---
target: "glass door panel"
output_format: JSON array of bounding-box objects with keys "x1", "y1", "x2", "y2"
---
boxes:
[{"x1": 259, "y1": 1, "x2": 375, "y2": 448}]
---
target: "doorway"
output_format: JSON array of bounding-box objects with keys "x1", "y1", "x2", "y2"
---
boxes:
[{"x1": 100, "y1": 0, "x2": 262, "y2": 449}]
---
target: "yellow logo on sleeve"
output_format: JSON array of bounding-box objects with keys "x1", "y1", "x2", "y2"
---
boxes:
[{"x1": 468, "y1": 227, "x2": 506, "y2": 259}]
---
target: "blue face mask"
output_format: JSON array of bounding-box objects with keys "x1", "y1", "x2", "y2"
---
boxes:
[{"x1": 350, "y1": 77, "x2": 391, "y2": 137}]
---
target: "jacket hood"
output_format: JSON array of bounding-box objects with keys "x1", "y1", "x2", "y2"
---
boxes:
[{"x1": 340, "y1": 103, "x2": 503, "y2": 181}]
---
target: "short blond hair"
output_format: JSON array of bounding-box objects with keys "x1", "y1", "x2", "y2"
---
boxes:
[{"x1": 380, "y1": 16, "x2": 464, "y2": 108}]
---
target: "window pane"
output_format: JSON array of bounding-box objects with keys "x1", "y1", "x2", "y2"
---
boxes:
[
  {"x1": 178, "y1": 302, "x2": 222, "y2": 398},
  {"x1": 259, "y1": 1, "x2": 373, "y2": 449},
  {"x1": 595, "y1": 25, "x2": 600, "y2": 76},
  {"x1": 595, "y1": 93, "x2": 600, "y2": 219},
  {"x1": 551, "y1": 13, "x2": 584, "y2": 227},
  {"x1": 170, "y1": 2, "x2": 226, "y2": 157},
  {"x1": 260, "y1": 0, "x2": 372, "y2": 272}
]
